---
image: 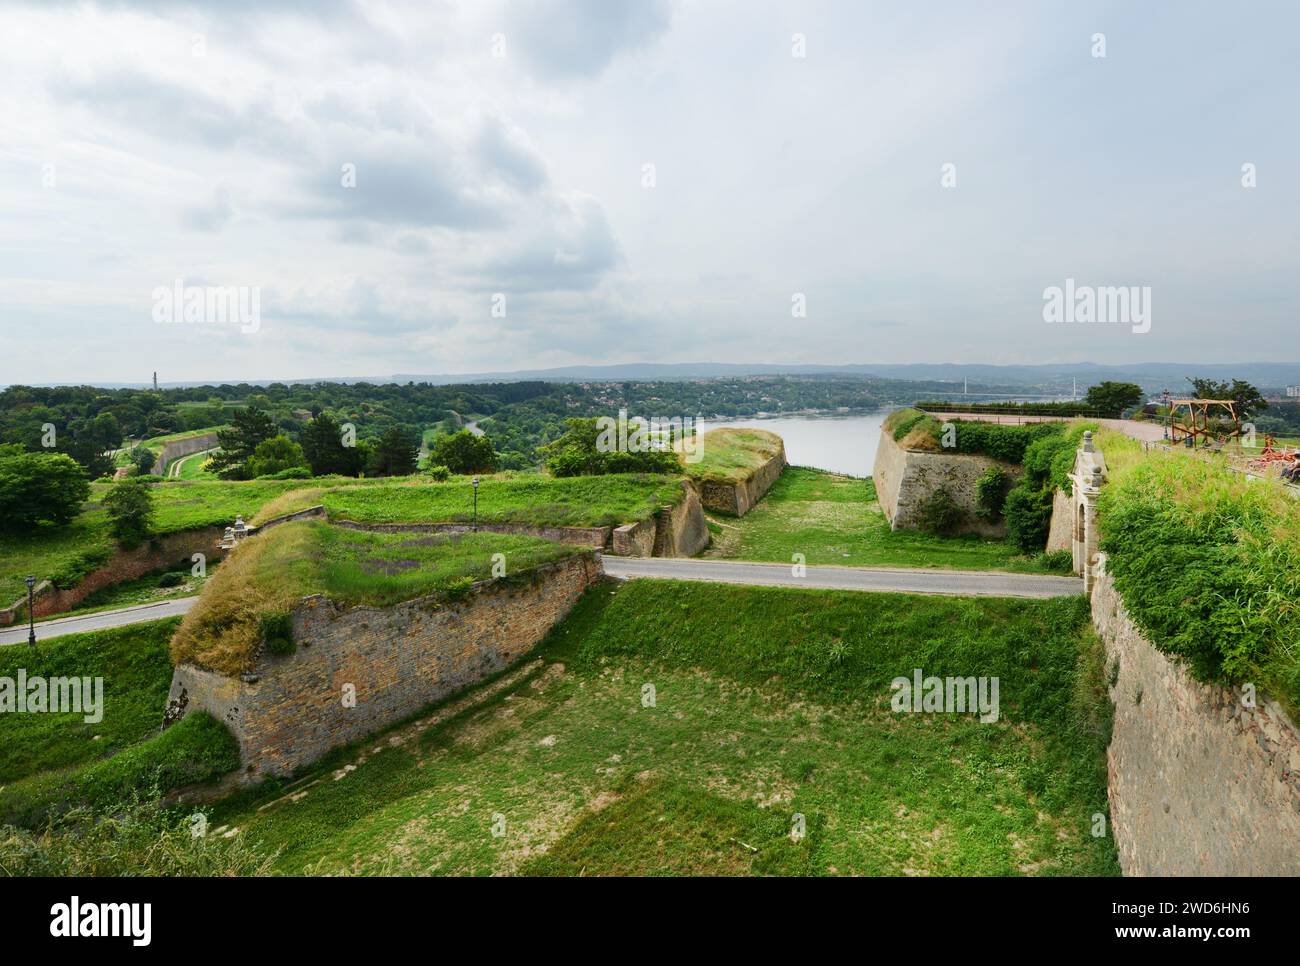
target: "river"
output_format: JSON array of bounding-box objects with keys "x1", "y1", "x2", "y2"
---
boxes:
[{"x1": 699, "y1": 412, "x2": 888, "y2": 478}]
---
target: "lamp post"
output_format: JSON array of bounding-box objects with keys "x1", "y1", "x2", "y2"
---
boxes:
[
  {"x1": 25, "y1": 575, "x2": 36, "y2": 647},
  {"x1": 471, "y1": 476, "x2": 479, "y2": 531}
]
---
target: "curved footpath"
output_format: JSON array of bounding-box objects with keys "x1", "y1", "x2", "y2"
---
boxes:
[{"x1": 1, "y1": 559, "x2": 1082, "y2": 645}]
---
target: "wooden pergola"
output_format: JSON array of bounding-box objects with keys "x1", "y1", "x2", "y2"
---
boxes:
[{"x1": 1167, "y1": 399, "x2": 1241, "y2": 445}]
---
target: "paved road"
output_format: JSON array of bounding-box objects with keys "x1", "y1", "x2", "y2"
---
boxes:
[
  {"x1": 929, "y1": 411, "x2": 1166, "y2": 443},
  {"x1": 0, "y1": 597, "x2": 199, "y2": 646},
  {"x1": 1, "y1": 557, "x2": 1082, "y2": 646},
  {"x1": 601, "y1": 557, "x2": 1084, "y2": 598}
]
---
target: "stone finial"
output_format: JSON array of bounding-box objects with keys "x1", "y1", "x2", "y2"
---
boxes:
[
  {"x1": 1091, "y1": 465, "x2": 1103, "y2": 488},
  {"x1": 1082, "y1": 430, "x2": 1094, "y2": 453},
  {"x1": 233, "y1": 515, "x2": 247, "y2": 537}
]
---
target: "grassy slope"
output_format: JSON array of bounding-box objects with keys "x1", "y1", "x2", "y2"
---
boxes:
[
  {"x1": 251, "y1": 473, "x2": 686, "y2": 529},
  {"x1": 215, "y1": 579, "x2": 1116, "y2": 877},
  {"x1": 0, "y1": 619, "x2": 179, "y2": 784},
  {"x1": 704, "y1": 466, "x2": 1056, "y2": 572},
  {"x1": 681, "y1": 428, "x2": 784, "y2": 483},
  {"x1": 171, "y1": 521, "x2": 587, "y2": 674},
  {"x1": 5, "y1": 472, "x2": 680, "y2": 617},
  {"x1": 1095, "y1": 428, "x2": 1300, "y2": 714}
]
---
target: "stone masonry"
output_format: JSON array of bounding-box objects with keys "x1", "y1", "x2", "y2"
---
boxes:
[
  {"x1": 166, "y1": 552, "x2": 602, "y2": 782},
  {"x1": 1093, "y1": 558, "x2": 1300, "y2": 875}
]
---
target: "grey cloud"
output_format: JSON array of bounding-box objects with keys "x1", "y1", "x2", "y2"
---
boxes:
[
  {"x1": 503, "y1": 0, "x2": 671, "y2": 80},
  {"x1": 475, "y1": 193, "x2": 620, "y2": 292},
  {"x1": 182, "y1": 186, "x2": 234, "y2": 232}
]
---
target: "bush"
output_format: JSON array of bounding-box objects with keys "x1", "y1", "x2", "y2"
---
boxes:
[
  {"x1": 261, "y1": 466, "x2": 312, "y2": 480},
  {"x1": 428, "y1": 464, "x2": 450, "y2": 481},
  {"x1": 539, "y1": 418, "x2": 680, "y2": 477},
  {"x1": 0, "y1": 451, "x2": 89, "y2": 531},
  {"x1": 975, "y1": 468, "x2": 1010, "y2": 521},
  {"x1": 128, "y1": 446, "x2": 157, "y2": 475},
  {"x1": 156, "y1": 572, "x2": 185, "y2": 588},
  {"x1": 915, "y1": 488, "x2": 966, "y2": 536},
  {"x1": 244, "y1": 435, "x2": 309, "y2": 479},
  {"x1": 260, "y1": 611, "x2": 295, "y2": 656},
  {"x1": 102, "y1": 478, "x2": 155, "y2": 549}
]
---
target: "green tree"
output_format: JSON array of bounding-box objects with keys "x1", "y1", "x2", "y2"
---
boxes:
[
  {"x1": 209, "y1": 407, "x2": 277, "y2": 479},
  {"x1": 244, "y1": 435, "x2": 309, "y2": 478},
  {"x1": 1083, "y1": 381, "x2": 1143, "y2": 418},
  {"x1": 129, "y1": 446, "x2": 156, "y2": 475},
  {"x1": 428, "y1": 429, "x2": 497, "y2": 474},
  {"x1": 299, "y1": 413, "x2": 365, "y2": 476},
  {"x1": 538, "y1": 417, "x2": 678, "y2": 477},
  {"x1": 367, "y1": 427, "x2": 419, "y2": 477},
  {"x1": 61, "y1": 412, "x2": 122, "y2": 479},
  {"x1": 103, "y1": 478, "x2": 155, "y2": 548},
  {"x1": 1186, "y1": 378, "x2": 1269, "y2": 419},
  {"x1": 0, "y1": 451, "x2": 90, "y2": 530}
]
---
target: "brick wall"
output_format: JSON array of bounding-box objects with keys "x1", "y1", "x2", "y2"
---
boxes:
[
  {"x1": 166, "y1": 552, "x2": 602, "y2": 782},
  {"x1": 1093, "y1": 557, "x2": 1300, "y2": 874},
  {"x1": 0, "y1": 526, "x2": 226, "y2": 626}
]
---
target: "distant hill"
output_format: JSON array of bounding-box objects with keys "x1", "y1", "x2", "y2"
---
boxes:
[{"x1": 8, "y1": 361, "x2": 1300, "y2": 393}]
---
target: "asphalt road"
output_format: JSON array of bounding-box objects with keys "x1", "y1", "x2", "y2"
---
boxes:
[
  {"x1": 0, "y1": 597, "x2": 199, "y2": 646},
  {"x1": 600, "y1": 557, "x2": 1084, "y2": 598},
  {"x1": 0, "y1": 557, "x2": 1082, "y2": 646}
]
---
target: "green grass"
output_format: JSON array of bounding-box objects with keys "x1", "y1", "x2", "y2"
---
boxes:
[
  {"x1": 307, "y1": 473, "x2": 685, "y2": 529},
  {"x1": 170, "y1": 449, "x2": 218, "y2": 480},
  {"x1": 147, "y1": 478, "x2": 344, "y2": 534},
  {"x1": 0, "y1": 712, "x2": 239, "y2": 828},
  {"x1": 212, "y1": 579, "x2": 1116, "y2": 876},
  {"x1": 0, "y1": 510, "x2": 114, "y2": 607},
  {"x1": 1098, "y1": 444, "x2": 1300, "y2": 715},
  {"x1": 682, "y1": 428, "x2": 784, "y2": 483},
  {"x1": 704, "y1": 466, "x2": 1056, "y2": 572},
  {"x1": 0, "y1": 618, "x2": 238, "y2": 829},
  {"x1": 0, "y1": 619, "x2": 179, "y2": 785},
  {"x1": 171, "y1": 521, "x2": 589, "y2": 674}
]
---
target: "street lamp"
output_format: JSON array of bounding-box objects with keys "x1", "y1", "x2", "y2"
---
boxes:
[
  {"x1": 25, "y1": 575, "x2": 36, "y2": 647},
  {"x1": 471, "y1": 476, "x2": 479, "y2": 531}
]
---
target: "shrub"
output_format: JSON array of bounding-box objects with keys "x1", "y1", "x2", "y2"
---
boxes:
[
  {"x1": 261, "y1": 466, "x2": 312, "y2": 480},
  {"x1": 916, "y1": 488, "x2": 965, "y2": 536},
  {"x1": 244, "y1": 435, "x2": 309, "y2": 479},
  {"x1": 156, "y1": 572, "x2": 185, "y2": 588},
  {"x1": 974, "y1": 468, "x2": 1010, "y2": 521},
  {"x1": 102, "y1": 478, "x2": 155, "y2": 549},
  {"x1": 260, "y1": 611, "x2": 295, "y2": 656},
  {"x1": 0, "y1": 451, "x2": 89, "y2": 531},
  {"x1": 1004, "y1": 482, "x2": 1054, "y2": 552},
  {"x1": 428, "y1": 464, "x2": 450, "y2": 482},
  {"x1": 128, "y1": 446, "x2": 157, "y2": 475}
]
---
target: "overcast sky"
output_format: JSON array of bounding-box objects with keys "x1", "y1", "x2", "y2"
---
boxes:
[{"x1": 1, "y1": 0, "x2": 1296, "y2": 384}]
